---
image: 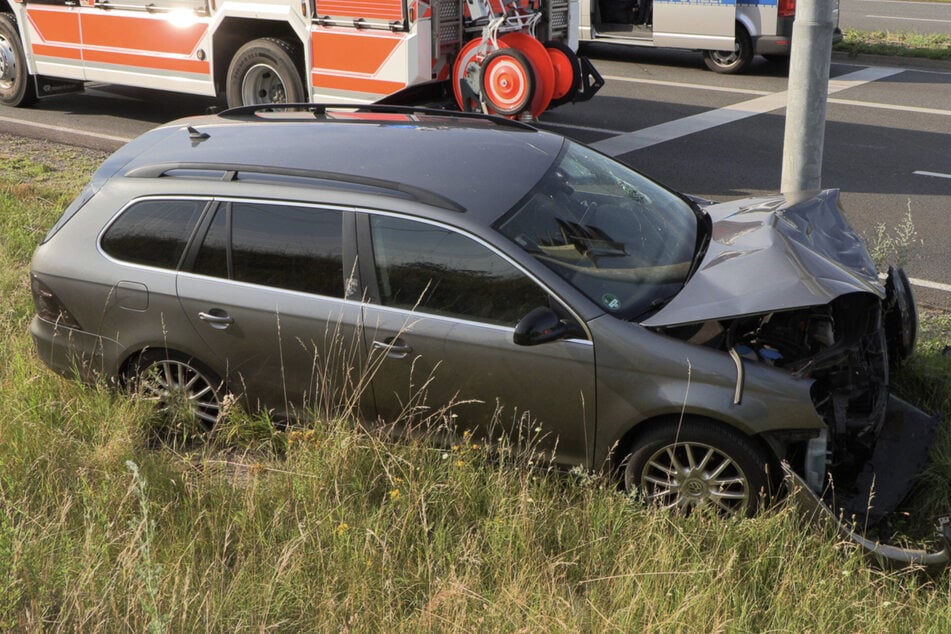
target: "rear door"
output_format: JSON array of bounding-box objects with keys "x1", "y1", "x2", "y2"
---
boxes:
[
  {"x1": 358, "y1": 212, "x2": 597, "y2": 467},
  {"x1": 176, "y1": 199, "x2": 366, "y2": 420},
  {"x1": 653, "y1": 0, "x2": 736, "y2": 50}
]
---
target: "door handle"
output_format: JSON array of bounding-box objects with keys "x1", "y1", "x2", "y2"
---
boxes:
[
  {"x1": 198, "y1": 310, "x2": 234, "y2": 330},
  {"x1": 372, "y1": 338, "x2": 413, "y2": 359}
]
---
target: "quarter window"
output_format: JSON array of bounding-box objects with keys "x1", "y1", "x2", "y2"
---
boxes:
[
  {"x1": 370, "y1": 215, "x2": 549, "y2": 326},
  {"x1": 101, "y1": 199, "x2": 206, "y2": 269}
]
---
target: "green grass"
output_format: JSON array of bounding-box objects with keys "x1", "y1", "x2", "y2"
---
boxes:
[
  {"x1": 1, "y1": 139, "x2": 950, "y2": 630},
  {"x1": 835, "y1": 28, "x2": 951, "y2": 61}
]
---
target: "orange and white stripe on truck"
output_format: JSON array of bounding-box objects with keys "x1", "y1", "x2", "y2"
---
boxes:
[
  {"x1": 309, "y1": 1, "x2": 432, "y2": 104},
  {"x1": 24, "y1": 6, "x2": 84, "y2": 79},
  {"x1": 24, "y1": 4, "x2": 214, "y2": 95}
]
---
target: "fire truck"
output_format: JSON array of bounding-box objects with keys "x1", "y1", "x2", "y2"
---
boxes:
[{"x1": 0, "y1": 0, "x2": 601, "y2": 117}]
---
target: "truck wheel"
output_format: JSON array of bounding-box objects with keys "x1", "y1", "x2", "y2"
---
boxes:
[
  {"x1": 226, "y1": 38, "x2": 306, "y2": 108},
  {"x1": 702, "y1": 24, "x2": 753, "y2": 74},
  {"x1": 0, "y1": 14, "x2": 37, "y2": 107}
]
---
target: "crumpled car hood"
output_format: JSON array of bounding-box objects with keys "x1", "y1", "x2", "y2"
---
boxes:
[{"x1": 642, "y1": 189, "x2": 883, "y2": 327}]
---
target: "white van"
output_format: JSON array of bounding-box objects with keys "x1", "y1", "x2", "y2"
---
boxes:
[{"x1": 578, "y1": 0, "x2": 841, "y2": 73}]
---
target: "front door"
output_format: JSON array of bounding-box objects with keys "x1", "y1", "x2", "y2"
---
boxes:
[{"x1": 359, "y1": 213, "x2": 597, "y2": 467}]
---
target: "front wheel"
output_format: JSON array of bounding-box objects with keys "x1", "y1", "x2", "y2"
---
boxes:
[
  {"x1": 702, "y1": 25, "x2": 754, "y2": 74},
  {"x1": 226, "y1": 38, "x2": 306, "y2": 108},
  {"x1": 622, "y1": 419, "x2": 774, "y2": 517},
  {"x1": 0, "y1": 14, "x2": 37, "y2": 107}
]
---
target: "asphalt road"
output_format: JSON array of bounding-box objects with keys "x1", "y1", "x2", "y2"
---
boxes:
[
  {"x1": 839, "y1": 0, "x2": 951, "y2": 35},
  {"x1": 1, "y1": 50, "x2": 949, "y2": 309}
]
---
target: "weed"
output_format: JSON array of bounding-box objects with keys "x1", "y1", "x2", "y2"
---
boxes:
[{"x1": 866, "y1": 202, "x2": 922, "y2": 271}]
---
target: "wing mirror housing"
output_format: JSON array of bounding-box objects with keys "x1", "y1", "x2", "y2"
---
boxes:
[{"x1": 513, "y1": 306, "x2": 580, "y2": 346}]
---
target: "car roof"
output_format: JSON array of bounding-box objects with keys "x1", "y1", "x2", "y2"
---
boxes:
[{"x1": 106, "y1": 106, "x2": 567, "y2": 223}]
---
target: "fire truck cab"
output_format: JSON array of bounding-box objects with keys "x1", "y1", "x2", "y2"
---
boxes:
[
  {"x1": 0, "y1": 0, "x2": 600, "y2": 117},
  {"x1": 581, "y1": 0, "x2": 841, "y2": 74}
]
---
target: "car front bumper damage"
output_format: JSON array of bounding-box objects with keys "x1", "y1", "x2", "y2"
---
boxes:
[{"x1": 785, "y1": 395, "x2": 950, "y2": 570}]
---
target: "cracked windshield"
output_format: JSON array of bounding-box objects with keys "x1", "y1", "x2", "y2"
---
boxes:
[{"x1": 496, "y1": 141, "x2": 703, "y2": 319}]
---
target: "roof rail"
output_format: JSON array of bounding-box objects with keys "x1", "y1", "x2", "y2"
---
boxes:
[
  {"x1": 123, "y1": 162, "x2": 467, "y2": 213},
  {"x1": 215, "y1": 102, "x2": 537, "y2": 131}
]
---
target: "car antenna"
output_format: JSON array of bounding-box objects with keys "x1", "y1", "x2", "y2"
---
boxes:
[{"x1": 187, "y1": 125, "x2": 210, "y2": 142}]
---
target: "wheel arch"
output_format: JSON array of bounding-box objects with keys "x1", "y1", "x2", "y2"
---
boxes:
[
  {"x1": 117, "y1": 345, "x2": 222, "y2": 390},
  {"x1": 734, "y1": 15, "x2": 757, "y2": 43},
  {"x1": 211, "y1": 17, "x2": 307, "y2": 97},
  {"x1": 606, "y1": 412, "x2": 781, "y2": 480}
]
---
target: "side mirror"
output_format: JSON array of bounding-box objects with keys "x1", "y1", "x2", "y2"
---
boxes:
[{"x1": 513, "y1": 306, "x2": 578, "y2": 346}]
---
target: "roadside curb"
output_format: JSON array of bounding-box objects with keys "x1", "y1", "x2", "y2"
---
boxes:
[{"x1": 832, "y1": 50, "x2": 951, "y2": 72}]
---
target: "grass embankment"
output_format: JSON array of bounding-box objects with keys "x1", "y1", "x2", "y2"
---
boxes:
[
  {"x1": 1, "y1": 141, "x2": 950, "y2": 630},
  {"x1": 835, "y1": 28, "x2": 951, "y2": 61}
]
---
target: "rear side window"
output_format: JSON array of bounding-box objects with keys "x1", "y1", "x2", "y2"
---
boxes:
[
  {"x1": 193, "y1": 202, "x2": 345, "y2": 298},
  {"x1": 101, "y1": 199, "x2": 206, "y2": 269}
]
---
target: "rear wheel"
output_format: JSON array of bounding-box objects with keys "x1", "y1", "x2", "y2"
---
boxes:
[
  {"x1": 226, "y1": 38, "x2": 306, "y2": 108},
  {"x1": 622, "y1": 419, "x2": 773, "y2": 517},
  {"x1": 703, "y1": 24, "x2": 753, "y2": 74},
  {"x1": 0, "y1": 14, "x2": 37, "y2": 107},
  {"x1": 125, "y1": 351, "x2": 223, "y2": 433}
]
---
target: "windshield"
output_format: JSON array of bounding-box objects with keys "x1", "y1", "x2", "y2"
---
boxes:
[{"x1": 495, "y1": 141, "x2": 702, "y2": 320}]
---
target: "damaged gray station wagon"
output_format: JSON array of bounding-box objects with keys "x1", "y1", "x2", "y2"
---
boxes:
[{"x1": 30, "y1": 105, "x2": 948, "y2": 565}]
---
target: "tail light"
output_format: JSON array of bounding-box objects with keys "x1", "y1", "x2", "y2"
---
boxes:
[
  {"x1": 779, "y1": 0, "x2": 796, "y2": 17},
  {"x1": 31, "y1": 275, "x2": 83, "y2": 330}
]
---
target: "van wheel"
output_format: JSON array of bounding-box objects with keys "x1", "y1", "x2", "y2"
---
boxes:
[
  {"x1": 0, "y1": 14, "x2": 37, "y2": 107},
  {"x1": 226, "y1": 38, "x2": 306, "y2": 108},
  {"x1": 622, "y1": 419, "x2": 773, "y2": 517},
  {"x1": 125, "y1": 351, "x2": 223, "y2": 431},
  {"x1": 702, "y1": 25, "x2": 753, "y2": 74}
]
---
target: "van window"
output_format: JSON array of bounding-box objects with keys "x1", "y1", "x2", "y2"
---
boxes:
[
  {"x1": 192, "y1": 202, "x2": 345, "y2": 298},
  {"x1": 369, "y1": 215, "x2": 548, "y2": 326},
  {"x1": 101, "y1": 199, "x2": 206, "y2": 269}
]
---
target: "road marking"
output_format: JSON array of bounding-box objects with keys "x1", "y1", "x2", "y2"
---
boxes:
[
  {"x1": 910, "y1": 277, "x2": 951, "y2": 293},
  {"x1": 828, "y1": 98, "x2": 951, "y2": 117},
  {"x1": 914, "y1": 170, "x2": 951, "y2": 179},
  {"x1": 591, "y1": 66, "x2": 903, "y2": 156},
  {"x1": 602, "y1": 75, "x2": 772, "y2": 96},
  {"x1": 865, "y1": 14, "x2": 951, "y2": 24},
  {"x1": 541, "y1": 121, "x2": 628, "y2": 136},
  {"x1": 0, "y1": 115, "x2": 133, "y2": 144}
]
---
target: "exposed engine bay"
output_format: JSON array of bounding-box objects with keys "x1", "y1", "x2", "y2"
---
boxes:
[{"x1": 657, "y1": 267, "x2": 927, "y2": 521}]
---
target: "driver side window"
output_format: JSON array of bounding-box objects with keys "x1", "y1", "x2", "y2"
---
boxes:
[{"x1": 369, "y1": 215, "x2": 550, "y2": 327}]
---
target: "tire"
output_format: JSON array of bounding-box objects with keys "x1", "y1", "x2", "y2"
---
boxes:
[
  {"x1": 702, "y1": 24, "x2": 754, "y2": 74},
  {"x1": 622, "y1": 418, "x2": 773, "y2": 517},
  {"x1": 0, "y1": 14, "x2": 37, "y2": 107},
  {"x1": 125, "y1": 350, "x2": 223, "y2": 431},
  {"x1": 226, "y1": 38, "x2": 306, "y2": 108}
]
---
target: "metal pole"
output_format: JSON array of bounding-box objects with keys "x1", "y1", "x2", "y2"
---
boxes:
[{"x1": 781, "y1": 0, "x2": 836, "y2": 203}]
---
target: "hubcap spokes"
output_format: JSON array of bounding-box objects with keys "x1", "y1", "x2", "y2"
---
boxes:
[
  {"x1": 642, "y1": 441, "x2": 750, "y2": 515},
  {"x1": 137, "y1": 360, "x2": 220, "y2": 426}
]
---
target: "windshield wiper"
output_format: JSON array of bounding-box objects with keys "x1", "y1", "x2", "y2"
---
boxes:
[{"x1": 555, "y1": 219, "x2": 628, "y2": 261}]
